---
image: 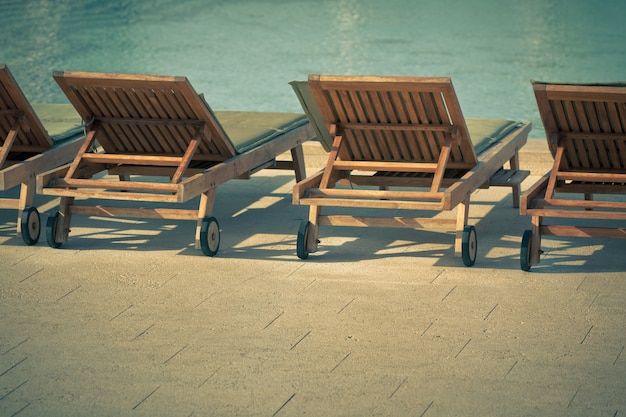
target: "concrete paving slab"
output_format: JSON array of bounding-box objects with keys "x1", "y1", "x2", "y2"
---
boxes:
[{"x1": 1, "y1": 139, "x2": 625, "y2": 416}]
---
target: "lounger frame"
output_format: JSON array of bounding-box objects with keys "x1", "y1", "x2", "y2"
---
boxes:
[
  {"x1": 520, "y1": 82, "x2": 626, "y2": 270},
  {"x1": 0, "y1": 64, "x2": 83, "y2": 244},
  {"x1": 36, "y1": 71, "x2": 314, "y2": 255},
  {"x1": 293, "y1": 75, "x2": 531, "y2": 265}
]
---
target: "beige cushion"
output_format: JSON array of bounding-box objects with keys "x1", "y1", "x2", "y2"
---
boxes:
[
  {"x1": 32, "y1": 103, "x2": 84, "y2": 142},
  {"x1": 214, "y1": 111, "x2": 308, "y2": 154},
  {"x1": 466, "y1": 118, "x2": 521, "y2": 155}
]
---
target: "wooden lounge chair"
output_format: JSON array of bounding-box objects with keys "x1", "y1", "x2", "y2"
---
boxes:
[
  {"x1": 0, "y1": 64, "x2": 84, "y2": 245},
  {"x1": 291, "y1": 75, "x2": 531, "y2": 266},
  {"x1": 520, "y1": 81, "x2": 626, "y2": 271},
  {"x1": 35, "y1": 71, "x2": 314, "y2": 256}
]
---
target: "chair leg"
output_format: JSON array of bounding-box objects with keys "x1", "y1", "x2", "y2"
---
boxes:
[
  {"x1": 290, "y1": 144, "x2": 306, "y2": 183},
  {"x1": 307, "y1": 205, "x2": 322, "y2": 253},
  {"x1": 195, "y1": 188, "x2": 216, "y2": 249},
  {"x1": 530, "y1": 215, "x2": 542, "y2": 265},
  {"x1": 509, "y1": 154, "x2": 521, "y2": 208},
  {"x1": 454, "y1": 198, "x2": 470, "y2": 257},
  {"x1": 16, "y1": 179, "x2": 36, "y2": 237},
  {"x1": 56, "y1": 196, "x2": 74, "y2": 243}
]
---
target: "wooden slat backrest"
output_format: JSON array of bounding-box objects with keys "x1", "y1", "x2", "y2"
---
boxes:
[
  {"x1": 307, "y1": 75, "x2": 477, "y2": 168},
  {"x1": 53, "y1": 71, "x2": 236, "y2": 161},
  {"x1": 533, "y1": 82, "x2": 626, "y2": 172},
  {"x1": 0, "y1": 64, "x2": 52, "y2": 152}
]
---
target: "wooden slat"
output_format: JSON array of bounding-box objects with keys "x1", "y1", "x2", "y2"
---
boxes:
[
  {"x1": 0, "y1": 198, "x2": 19, "y2": 209},
  {"x1": 488, "y1": 169, "x2": 530, "y2": 187},
  {"x1": 341, "y1": 122, "x2": 453, "y2": 132},
  {"x1": 543, "y1": 198, "x2": 626, "y2": 210},
  {"x1": 525, "y1": 208, "x2": 626, "y2": 221},
  {"x1": 332, "y1": 160, "x2": 439, "y2": 172},
  {"x1": 541, "y1": 225, "x2": 626, "y2": 238},
  {"x1": 344, "y1": 174, "x2": 463, "y2": 188},
  {"x1": 57, "y1": 178, "x2": 178, "y2": 192},
  {"x1": 41, "y1": 187, "x2": 180, "y2": 203},
  {"x1": 71, "y1": 205, "x2": 199, "y2": 220},
  {"x1": 0, "y1": 109, "x2": 21, "y2": 117},
  {"x1": 544, "y1": 84, "x2": 626, "y2": 102},
  {"x1": 94, "y1": 116, "x2": 204, "y2": 127},
  {"x1": 320, "y1": 215, "x2": 456, "y2": 230},
  {"x1": 299, "y1": 196, "x2": 444, "y2": 211},
  {"x1": 555, "y1": 171, "x2": 626, "y2": 182},
  {"x1": 308, "y1": 187, "x2": 444, "y2": 202},
  {"x1": 81, "y1": 153, "x2": 184, "y2": 167},
  {"x1": 560, "y1": 131, "x2": 626, "y2": 141},
  {"x1": 556, "y1": 182, "x2": 626, "y2": 195}
]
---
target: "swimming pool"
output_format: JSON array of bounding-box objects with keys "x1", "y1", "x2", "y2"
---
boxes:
[{"x1": 2, "y1": 0, "x2": 625, "y2": 138}]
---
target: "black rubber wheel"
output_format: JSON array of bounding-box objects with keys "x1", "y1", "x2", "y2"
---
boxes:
[
  {"x1": 200, "y1": 216, "x2": 220, "y2": 257},
  {"x1": 46, "y1": 211, "x2": 63, "y2": 248},
  {"x1": 520, "y1": 229, "x2": 532, "y2": 272},
  {"x1": 20, "y1": 206, "x2": 40, "y2": 245},
  {"x1": 296, "y1": 220, "x2": 311, "y2": 260},
  {"x1": 461, "y1": 225, "x2": 477, "y2": 267}
]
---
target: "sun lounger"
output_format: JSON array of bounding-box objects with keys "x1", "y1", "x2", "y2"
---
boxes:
[
  {"x1": 0, "y1": 64, "x2": 84, "y2": 245},
  {"x1": 36, "y1": 71, "x2": 314, "y2": 255},
  {"x1": 291, "y1": 75, "x2": 531, "y2": 266},
  {"x1": 520, "y1": 81, "x2": 626, "y2": 270}
]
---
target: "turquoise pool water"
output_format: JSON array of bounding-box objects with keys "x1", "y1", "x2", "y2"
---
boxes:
[{"x1": 1, "y1": 0, "x2": 625, "y2": 137}]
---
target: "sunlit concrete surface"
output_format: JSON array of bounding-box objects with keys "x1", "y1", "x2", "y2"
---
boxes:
[{"x1": 1, "y1": 140, "x2": 625, "y2": 416}]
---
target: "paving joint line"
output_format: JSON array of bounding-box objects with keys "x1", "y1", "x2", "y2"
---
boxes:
[
  {"x1": 567, "y1": 385, "x2": 581, "y2": 408},
  {"x1": 133, "y1": 386, "x2": 160, "y2": 410},
  {"x1": 420, "y1": 321, "x2": 435, "y2": 337},
  {"x1": 0, "y1": 379, "x2": 28, "y2": 401},
  {"x1": 580, "y1": 325, "x2": 594, "y2": 344},
  {"x1": 19, "y1": 268, "x2": 43, "y2": 283},
  {"x1": 131, "y1": 324, "x2": 155, "y2": 341},
  {"x1": 483, "y1": 304, "x2": 499, "y2": 320},
  {"x1": 330, "y1": 352, "x2": 351, "y2": 372},
  {"x1": 389, "y1": 377, "x2": 408, "y2": 399},
  {"x1": 198, "y1": 368, "x2": 220, "y2": 388},
  {"x1": 613, "y1": 345, "x2": 624, "y2": 366},
  {"x1": 419, "y1": 401, "x2": 434, "y2": 417},
  {"x1": 9, "y1": 401, "x2": 31, "y2": 416},
  {"x1": 441, "y1": 286, "x2": 457, "y2": 302},
  {"x1": 2, "y1": 338, "x2": 29, "y2": 356},
  {"x1": 504, "y1": 360, "x2": 518, "y2": 380},
  {"x1": 164, "y1": 344, "x2": 189, "y2": 364},
  {"x1": 0, "y1": 357, "x2": 28, "y2": 377},
  {"x1": 290, "y1": 331, "x2": 311, "y2": 350},
  {"x1": 110, "y1": 305, "x2": 133, "y2": 321},
  {"x1": 272, "y1": 393, "x2": 296, "y2": 416},
  {"x1": 264, "y1": 311, "x2": 284, "y2": 329},
  {"x1": 455, "y1": 339, "x2": 471, "y2": 358},
  {"x1": 56, "y1": 285, "x2": 81, "y2": 302},
  {"x1": 337, "y1": 298, "x2": 356, "y2": 314}
]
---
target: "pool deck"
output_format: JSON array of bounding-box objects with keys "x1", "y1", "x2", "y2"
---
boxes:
[{"x1": 1, "y1": 139, "x2": 625, "y2": 416}]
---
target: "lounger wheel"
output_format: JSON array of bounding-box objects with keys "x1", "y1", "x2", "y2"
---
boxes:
[
  {"x1": 520, "y1": 229, "x2": 533, "y2": 272},
  {"x1": 296, "y1": 220, "x2": 312, "y2": 260},
  {"x1": 461, "y1": 225, "x2": 477, "y2": 267},
  {"x1": 200, "y1": 216, "x2": 220, "y2": 257},
  {"x1": 20, "y1": 206, "x2": 41, "y2": 245},
  {"x1": 46, "y1": 211, "x2": 63, "y2": 249}
]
